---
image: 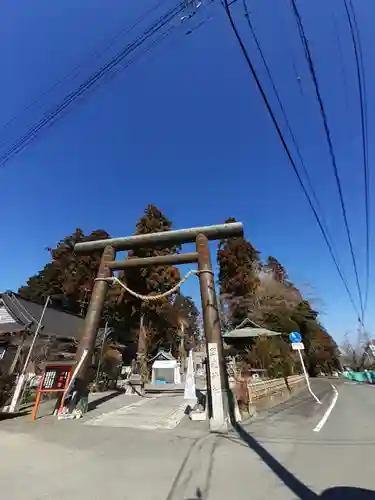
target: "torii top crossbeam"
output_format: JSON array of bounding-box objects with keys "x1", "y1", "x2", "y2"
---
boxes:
[{"x1": 73, "y1": 222, "x2": 243, "y2": 252}]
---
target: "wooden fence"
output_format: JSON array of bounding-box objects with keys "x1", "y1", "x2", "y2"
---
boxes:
[{"x1": 247, "y1": 375, "x2": 305, "y2": 403}]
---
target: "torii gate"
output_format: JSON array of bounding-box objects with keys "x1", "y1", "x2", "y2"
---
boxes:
[{"x1": 72, "y1": 222, "x2": 243, "y2": 431}]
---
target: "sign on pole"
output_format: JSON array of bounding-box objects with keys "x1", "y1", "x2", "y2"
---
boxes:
[
  {"x1": 288, "y1": 331, "x2": 321, "y2": 405},
  {"x1": 289, "y1": 331, "x2": 302, "y2": 343},
  {"x1": 31, "y1": 362, "x2": 74, "y2": 420},
  {"x1": 291, "y1": 342, "x2": 305, "y2": 350}
]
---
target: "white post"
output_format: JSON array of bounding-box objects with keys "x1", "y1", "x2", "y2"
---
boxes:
[
  {"x1": 8, "y1": 296, "x2": 50, "y2": 413},
  {"x1": 60, "y1": 349, "x2": 89, "y2": 409},
  {"x1": 298, "y1": 348, "x2": 321, "y2": 404}
]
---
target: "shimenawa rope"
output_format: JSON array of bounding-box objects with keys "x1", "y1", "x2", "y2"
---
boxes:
[{"x1": 95, "y1": 269, "x2": 213, "y2": 301}]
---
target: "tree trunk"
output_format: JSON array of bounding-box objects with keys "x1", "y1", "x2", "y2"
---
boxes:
[
  {"x1": 137, "y1": 313, "x2": 148, "y2": 382},
  {"x1": 179, "y1": 322, "x2": 186, "y2": 378}
]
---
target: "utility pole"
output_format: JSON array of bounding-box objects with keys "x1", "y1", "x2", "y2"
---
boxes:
[{"x1": 8, "y1": 296, "x2": 50, "y2": 413}]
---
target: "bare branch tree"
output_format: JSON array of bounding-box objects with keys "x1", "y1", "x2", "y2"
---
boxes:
[{"x1": 340, "y1": 332, "x2": 372, "y2": 371}]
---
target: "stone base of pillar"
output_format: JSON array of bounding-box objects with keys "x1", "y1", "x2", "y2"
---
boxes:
[{"x1": 209, "y1": 416, "x2": 230, "y2": 433}]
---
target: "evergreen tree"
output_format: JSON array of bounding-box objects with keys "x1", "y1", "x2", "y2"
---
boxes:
[
  {"x1": 218, "y1": 218, "x2": 260, "y2": 326},
  {"x1": 19, "y1": 229, "x2": 110, "y2": 315},
  {"x1": 117, "y1": 205, "x2": 182, "y2": 376},
  {"x1": 288, "y1": 301, "x2": 339, "y2": 376},
  {"x1": 18, "y1": 211, "x2": 340, "y2": 379},
  {"x1": 121, "y1": 204, "x2": 181, "y2": 309},
  {"x1": 168, "y1": 294, "x2": 200, "y2": 352},
  {"x1": 264, "y1": 256, "x2": 288, "y2": 283}
]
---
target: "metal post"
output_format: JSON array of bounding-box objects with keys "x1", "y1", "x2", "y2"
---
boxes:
[
  {"x1": 8, "y1": 296, "x2": 50, "y2": 413},
  {"x1": 196, "y1": 233, "x2": 229, "y2": 431},
  {"x1": 73, "y1": 245, "x2": 115, "y2": 411},
  {"x1": 297, "y1": 349, "x2": 321, "y2": 404}
]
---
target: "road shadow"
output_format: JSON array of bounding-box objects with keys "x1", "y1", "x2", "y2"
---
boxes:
[
  {"x1": 87, "y1": 390, "x2": 124, "y2": 411},
  {"x1": 186, "y1": 488, "x2": 375, "y2": 499},
  {"x1": 0, "y1": 410, "x2": 29, "y2": 420},
  {"x1": 232, "y1": 418, "x2": 375, "y2": 499},
  {"x1": 227, "y1": 382, "x2": 375, "y2": 499},
  {"x1": 320, "y1": 487, "x2": 375, "y2": 498},
  {"x1": 233, "y1": 421, "x2": 317, "y2": 499}
]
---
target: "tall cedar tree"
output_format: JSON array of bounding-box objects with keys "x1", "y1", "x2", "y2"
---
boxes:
[
  {"x1": 217, "y1": 220, "x2": 339, "y2": 376},
  {"x1": 162, "y1": 294, "x2": 201, "y2": 355},
  {"x1": 19, "y1": 229, "x2": 110, "y2": 315},
  {"x1": 118, "y1": 205, "x2": 181, "y2": 360},
  {"x1": 218, "y1": 218, "x2": 260, "y2": 326},
  {"x1": 264, "y1": 256, "x2": 288, "y2": 283}
]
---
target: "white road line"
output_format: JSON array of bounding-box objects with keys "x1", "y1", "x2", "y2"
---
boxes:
[{"x1": 313, "y1": 384, "x2": 338, "y2": 433}]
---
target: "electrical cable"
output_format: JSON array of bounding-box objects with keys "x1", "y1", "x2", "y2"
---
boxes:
[
  {"x1": 222, "y1": 0, "x2": 362, "y2": 323},
  {"x1": 290, "y1": 0, "x2": 365, "y2": 322},
  {"x1": 242, "y1": 0, "x2": 343, "y2": 269},
  {"x1": 0, "y1": 2, "x2": 185, "y2": 168},
  {"x1": 0, "y1": 0, "x2": 167, "y2": 143},
  {"x1": 343, "y1": 0, "x2": 370, "y2": 315},
  {"x1": 331, "y1": 10, "x2": 349, "y2": 111}
]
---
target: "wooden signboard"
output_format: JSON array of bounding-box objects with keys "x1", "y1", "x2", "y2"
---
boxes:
[{"x1": 31, "y1": 362, "x2": 74, "y2": 420}]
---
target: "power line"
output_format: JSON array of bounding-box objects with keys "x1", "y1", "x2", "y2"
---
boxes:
[
  {"x1": 241, "y1": 0, "x2": 343, "y2": 269},
  {"x1": 343, "y1": 0, "x2": 370, "y2": 315},
  {"x1": 0, "y1": 0, "x2": 167, "y2": 144},
  {"x1": 0, "y1": 2, "x2": 185, "y2": 168},
  {"x1": 290, "y1": 0, "x2": 365, "y2": 322},
  {"x1": 222, "y1": 0, "x2": 362, "y2": 322},
  {"x1": 331, "y1": 10, "x2": 349, "y2": 111}
]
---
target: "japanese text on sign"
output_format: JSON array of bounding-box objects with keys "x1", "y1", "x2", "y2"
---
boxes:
[
  {"x1": 207, "y1": 342, "x2": 225, "y2": 424},
  {"x1": 208, "y1": 343, "x2": 221, "y2": 393},
  {"x1": 41, "y1": 366, "x2": 71, "y2": 392}
]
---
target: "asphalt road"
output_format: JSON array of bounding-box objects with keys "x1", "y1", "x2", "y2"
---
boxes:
[
  {"x1": 206, "y1": 378, "x2": 375, "y2": 499},
  {"x1": 1, "y1": 379, "x2": 375, "y2": 499}
]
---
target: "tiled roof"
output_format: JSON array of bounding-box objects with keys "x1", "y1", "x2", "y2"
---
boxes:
[
  {"x1": 0, "y1": 292, "x2": 84, "y2": 340},
  {"x1": 223, "y1": 327, "x2": 282, "y2": 338},
  {"x1": 149, "y1": 350, "x2": 176, "y2": 362}
]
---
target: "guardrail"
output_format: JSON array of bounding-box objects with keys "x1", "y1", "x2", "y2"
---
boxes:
[{"x1": 247, "y1": 375, "x2": 305, "y2": 403}]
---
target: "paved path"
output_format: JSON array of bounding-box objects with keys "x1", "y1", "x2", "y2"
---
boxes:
[
  {"x1": 1, "y1": 380, "x2": 375, "y2": 499},
  {"x1": 85, "y1": 394, "x2": 188, "y2": 430}
]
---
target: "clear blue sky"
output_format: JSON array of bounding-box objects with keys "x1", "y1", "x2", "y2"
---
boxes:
[{"x1": 0, "y1": 0, "x2": 373, "y2": 343}]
